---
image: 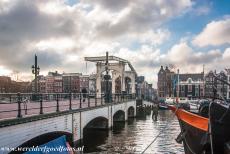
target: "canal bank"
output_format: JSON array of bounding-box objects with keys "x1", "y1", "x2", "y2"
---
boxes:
[{"x1": 82, "y1": 110, "x2": 184, "y2": 153}]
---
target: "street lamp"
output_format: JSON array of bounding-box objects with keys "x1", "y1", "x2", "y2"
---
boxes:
[
  {"x1": 32, "y1": 54, "x2": 40, "y2": 94},
  {"x1": 104, "y1": 52, "x2": 111, "y2": 103}
]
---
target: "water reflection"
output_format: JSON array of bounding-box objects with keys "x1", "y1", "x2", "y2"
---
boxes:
[
  {"x1": 83, "y1": 129, "x2": 108, "y2": 153},
  {"x1": 83, "y1": 110, "x2": 184, "y2": 154}
]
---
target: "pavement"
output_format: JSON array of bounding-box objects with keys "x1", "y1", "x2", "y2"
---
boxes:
[{"x1": 0, "y1": 98, "x2": 105, "y2": 120}]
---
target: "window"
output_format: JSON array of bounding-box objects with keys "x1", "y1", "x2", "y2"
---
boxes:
[
  {"x1": 188, "y1": 85, "x2": 192, "y2": 92},
  {"x1": 181, "y1": 85, "x2": 184, "y2": 91},
  {"x1": 195, "y1": 85, "x2": 199, "y2": 96},
  {"x1": 188, "y1": 78, "x2": 192, "y2": 84}
]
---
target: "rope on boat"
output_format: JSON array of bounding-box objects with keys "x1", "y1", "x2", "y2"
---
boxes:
[{"x1": 141, "y1": 107, "x2": 179, "y2": 154}]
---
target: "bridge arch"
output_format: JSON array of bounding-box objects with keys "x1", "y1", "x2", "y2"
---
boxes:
[
  {"x1": 127, "y1": 106, "x2": 135, "y2": 118},
  {"x1": 14, "y1": 131, "x2": 72, "y2": 152},
  {"x1": 84, "y1": 116, "x2": 108, "y2": 130},
  {"x1": 83, "y1": 117, "x2": 109, "y2": 152},
  {"x1": 113, "y1": 110, "x2": 125, "y2": 122}
]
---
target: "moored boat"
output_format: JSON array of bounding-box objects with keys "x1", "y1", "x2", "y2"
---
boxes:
[
  {"x1": 159, "y1": 103, "x2": 169, "y2": 110},
  {"x1": 169, "y1": 102, "x2": 230, "y2": 154},
  {"x1": 24, "y1": 135, "x2": 74, "y2": 154}
]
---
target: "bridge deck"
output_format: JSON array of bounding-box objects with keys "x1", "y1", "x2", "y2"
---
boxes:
[{"x1": 0, "y1": 94, "x2": 135, "y2": 121}]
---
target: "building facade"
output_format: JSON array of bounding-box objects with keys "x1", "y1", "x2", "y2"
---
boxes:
[
  {"x1": 0, "y1": 76, "x2": 11, "y2": 93},
  {"x1": 205, "y1": 70, "x2": 228, "y2": 100},
  {"x1": 157, "y1": 66, "x2": 204, "y2": 99},
  {"x1": 62, "y1": 73, "x2": 81, "y2": 93},
  {"x1": 0, "y1": 76, "x2": 30, "y2": 93},
  {"x1": 157, "y1": 66, "x2": 175, "y2": 98},
  {"x1": 204, "y1": 71, "x2": 214, "y2": 98},
  {"x1": 80, "y1": 75, "x2": 89, "y2": 92},
  {"x1": 226, "y1": 69, "x2": 230, "y2": 100},
  {"x1": 89, "y1": 74, "x2": 96, "y2": 94},
  {"x1": 174, "y1": 73, "x2": 204, "y2": 99}
]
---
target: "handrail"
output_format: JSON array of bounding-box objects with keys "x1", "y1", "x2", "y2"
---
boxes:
[{"x1": 0, "y1": 93, "x2": 136, "y2": 120}]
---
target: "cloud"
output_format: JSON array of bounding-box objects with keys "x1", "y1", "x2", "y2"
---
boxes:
[
  {"x1": 1, "y1": 0, "x2": 228, "y2": 88},
  {"x1": 194, "y1": 6, "x2": 210, "y2": 16},
  {"x1": 83, "y1": 0, "x2": 191, "y2": 39},
  {"x1": 193, "y1": 18, "x2": 230, "y2": 47}
]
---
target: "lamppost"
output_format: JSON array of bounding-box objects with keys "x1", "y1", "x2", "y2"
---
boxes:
[
  {"x1": 176, "y1": 69, "x2": 180, "y2": 102},
  {"x1": 104, "y1": 52, "x2": 111, "y2": 103},
  {"x1": 32, "y1": 54, "x2": 40, "y2": 94}
]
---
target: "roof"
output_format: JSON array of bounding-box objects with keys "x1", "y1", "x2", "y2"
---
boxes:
[{"x1": 176, "y1": 73, "x2": 204, "y2": 82}]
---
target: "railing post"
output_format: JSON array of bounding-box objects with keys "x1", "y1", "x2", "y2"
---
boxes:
[
  {"x1": 95, "y1": 94, "x2": 97, "y2": 106},
  {"x1": 40, "y1": 93, "x2": 43, "y2": 114},
  {"x1": 17, "y1": 92, "x2": 22, "y2": 118},
  {"x1": 88, "y1": 93, "x2": 90, "y2": 107},
  {"x1": 80, "y1": 93, "x2": 82, "y2": 108},
  {"x1": 101, "y1": 94, "x2": 103, "y2": 105},
  {"x1": 56, "y1": 94, "x2": 59, "y2": 112},
  {"x1": 69, "y1": 92, "x2": 72, "y2": 110}
]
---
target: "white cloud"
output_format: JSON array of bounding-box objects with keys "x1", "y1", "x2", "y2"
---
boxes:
[
  {"x1": 1, "y1": 0, "x2": 229, "y2": 88},
  {"x1": 193, "y1": 18, "x2": 230, "y2": 47},
  {"x1": 195, "y1": 6, "x2": 210, "y2": 15}
]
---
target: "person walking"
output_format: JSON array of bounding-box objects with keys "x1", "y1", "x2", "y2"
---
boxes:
[
  {"x1": 152, "y1": 103, "x2": 159, "y2": 121},
  {"x1": 82, "y1": 88, "x2": 87, "y2": 102}
]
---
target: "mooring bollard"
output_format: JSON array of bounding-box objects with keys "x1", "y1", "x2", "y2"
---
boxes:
[{"x1": 17, "y1": 92, "x2": 22, "y2": 118}]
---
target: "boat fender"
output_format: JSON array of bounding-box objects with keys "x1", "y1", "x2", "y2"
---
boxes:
[
  {"x1": 200, "y1": 132, "x2": 210, "y2": 146},
  {"x1": 200, "y1": 132, "x2": 211, "y2": 153},
  {"x1": 175, "y1": 131, "x2": 187, "y2": 144},
  {"x1": 199, "y1": 104, "x2": 209, "y2": 118},
  {"x1": 225, "y1": 140, "x2": 230, "y2": 154}
]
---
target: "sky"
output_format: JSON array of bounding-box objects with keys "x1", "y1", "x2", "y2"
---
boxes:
[{"x1": 0, "y1": 0, "x2": 229, "y2": 87}]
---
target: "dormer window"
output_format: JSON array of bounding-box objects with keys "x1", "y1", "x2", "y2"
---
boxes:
[{"x1": 188, "y1": 78, "x2": 192, "y2": 84}]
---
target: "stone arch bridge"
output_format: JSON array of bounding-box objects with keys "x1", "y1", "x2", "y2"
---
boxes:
[{"x1": 0, "y1": 100, "x2": 141, "y2": 153}]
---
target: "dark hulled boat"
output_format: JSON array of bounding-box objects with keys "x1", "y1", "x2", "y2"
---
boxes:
[
  {"x1": 159, "y1": 103, "x2": 169, "y2": 110},
  {"x1": 169, "y1": 102, "x2": 230, "y2": 154}
]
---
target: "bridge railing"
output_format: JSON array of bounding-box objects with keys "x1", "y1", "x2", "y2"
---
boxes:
[{"x1": 0, "y1": 93, "x2": 136, "y2": 120}]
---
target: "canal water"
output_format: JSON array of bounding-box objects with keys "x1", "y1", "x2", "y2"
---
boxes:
[{"x1": 83, "y1": 110, "x2": 184, "y2": 154}]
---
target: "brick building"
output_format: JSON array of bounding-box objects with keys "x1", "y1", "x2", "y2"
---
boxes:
[
  {"x1": 205, "y1": 70, "x2": 228, "y2": 100},
  {"x1": 157, "y1": 66, "x2": 175, "y2": 98},
  {"x1": 80, "y1": 75, "x2": 89, "y2": 93},
  {"x1": 157, "y1": 66, "x2": 204, "y2": 99},
  {"x1": 174, "y1": 73, "x2": 204, "y2": 98},
  {"x1": 226, "y1": 69, "x2": 230, "y2": 100},
  {"x1": 62, "y1": 73, "x2": 81, "y2": 93},
  {"x1": 0, "y1": 76, "x2": 11, "y2": 93}
]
